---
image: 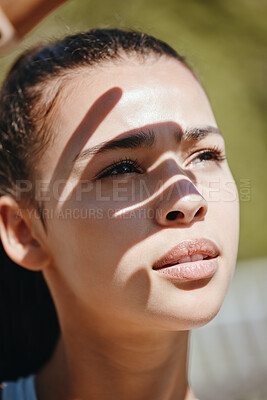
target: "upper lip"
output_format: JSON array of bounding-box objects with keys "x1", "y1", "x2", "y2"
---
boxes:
[{"x1": 152, "y1": 238, "x2": 220, "y2": 270}]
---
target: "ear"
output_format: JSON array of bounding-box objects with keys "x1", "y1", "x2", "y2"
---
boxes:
[{"x1": 0, "y1": 195, "x2": 51, "y2": 271}]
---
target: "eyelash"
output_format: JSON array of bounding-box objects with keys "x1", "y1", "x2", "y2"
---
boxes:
[
  {"x1": 95, "y1": 157, "x2": 142, "y2": 179},
  {"x1": 95, "y1": 147, "x2": 226, "y2": 179},
  {"x1": 188, "y1": 146, "x2": 226, "y2": 165}
]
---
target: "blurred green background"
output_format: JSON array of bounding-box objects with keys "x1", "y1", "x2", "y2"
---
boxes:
[{"x1": 0, "y1": 0, "x2": 266, "y2": 260}]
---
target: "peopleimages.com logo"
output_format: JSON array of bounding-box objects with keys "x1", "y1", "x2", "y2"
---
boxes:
[
  {"x1": 14, "y1": 177, "x2": 248, "y2": 204},
  {"x1": 17, "y1": 207, "x2": 166, "y2": 221}
]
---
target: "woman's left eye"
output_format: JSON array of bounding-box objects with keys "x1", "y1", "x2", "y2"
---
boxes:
[
  {"x1": 189, "y1": 148, "x2": 226, "y2": 165},
  {"x1": 95, "y1": 158, "x2": 142, "y2": 179}
]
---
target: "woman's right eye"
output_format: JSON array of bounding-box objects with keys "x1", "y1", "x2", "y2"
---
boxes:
[{"x1": 95, "y1": 158, "x2": 142, "y2": 179}]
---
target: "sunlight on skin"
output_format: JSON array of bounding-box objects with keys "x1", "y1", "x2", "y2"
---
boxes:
[
  {"x1": 28, "y1": 57, "x2": 239, "y2": 400},
  {"x1": 34, "y1": 57, "x2": 239, "y2": 339},
  {"x1": 112, "y1": 177, "x2": 202, "y2": 218}
]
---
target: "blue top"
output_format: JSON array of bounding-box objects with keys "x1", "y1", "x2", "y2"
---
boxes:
[
  {"x1": 1, "y1": 374, "x2": 199, "y2": 399},
  {"x1": 2, "y1": 375, "x2": 37, "y2": 400}
]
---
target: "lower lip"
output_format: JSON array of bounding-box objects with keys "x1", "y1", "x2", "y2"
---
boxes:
[{"x1": 153, "y1": 258, "x2": 218, "y2": 281}]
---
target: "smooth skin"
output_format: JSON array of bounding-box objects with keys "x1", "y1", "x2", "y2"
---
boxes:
[{"x1": 0, "y1": 56, "x2": 239, "y2": 400}]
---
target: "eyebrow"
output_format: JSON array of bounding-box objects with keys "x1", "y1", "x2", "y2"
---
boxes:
[{"x1": 73, "y1": 125, "x2": 222, "y2": 163}]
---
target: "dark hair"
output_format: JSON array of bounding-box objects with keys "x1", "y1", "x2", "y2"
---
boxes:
[{"x1": 0, "y1": 29, "x2": 188, "y2": 381}]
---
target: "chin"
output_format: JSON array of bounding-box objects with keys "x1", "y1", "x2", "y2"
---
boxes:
[
  {"x1": 187, "y1": 307, "x2": 222, "y2": 330},
  {"x1": 162, "y1": 286, "x2": 229, "y2": 332},
  {"x1": 182, "y1": 291, "x2": 228, "y2": 330}
]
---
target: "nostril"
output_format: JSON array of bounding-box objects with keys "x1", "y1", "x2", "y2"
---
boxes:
[
  {"x1": 166, "y1": 211, "x2": 184, "y2": 221},
  {"x1": 195, "y1": 207, "x2": 205, "y2": 218}
]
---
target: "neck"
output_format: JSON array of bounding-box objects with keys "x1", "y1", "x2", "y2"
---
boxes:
[{"x1": 36, "y1": 320, "x2": 194, "y2": 400}]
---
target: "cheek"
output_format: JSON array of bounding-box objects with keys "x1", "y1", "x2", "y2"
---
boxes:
[
  {"x1": 215, "y1": 172, "x2": 239, "y2": 233},
  {"x1": 53, "y1": 184, "x2": 156, "y2": 304},
  {"x1": 66, "y1": 180, "x2": 149, "y2": 248},
  {"x1": 50, "y1": 198, "x2": 142, "y2": 282},
  {"x1": 206, "y1": 172, "x2": 239, "y2": 266},
  {"x1": 47, "y1": 209, "x2": 150, "y2": 320},
  {"x1": 197, "y1": 165, "x2": 239, "y2": 228}
]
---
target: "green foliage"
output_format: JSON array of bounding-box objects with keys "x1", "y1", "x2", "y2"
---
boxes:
[{"x1": 1, "y1": 0, "x2": 266, "y2": 259}]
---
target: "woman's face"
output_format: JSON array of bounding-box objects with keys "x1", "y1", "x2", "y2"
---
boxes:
[{"x1": 36, "y1": 56, "x2": 239, "y2": 332}]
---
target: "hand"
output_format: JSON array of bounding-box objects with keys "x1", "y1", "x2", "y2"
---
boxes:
[{"x1": 0, "y1": 0, "x2": 67, "y2": 38}]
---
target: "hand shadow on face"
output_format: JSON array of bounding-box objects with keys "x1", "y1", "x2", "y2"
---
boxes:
[{"x1": 41, "y1": 86, "x2": 214, "y2": 307}]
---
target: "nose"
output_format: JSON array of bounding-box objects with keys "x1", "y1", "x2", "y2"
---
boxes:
[{"x1": 155, "y1": 178, "x2": 208, "y2": 226}]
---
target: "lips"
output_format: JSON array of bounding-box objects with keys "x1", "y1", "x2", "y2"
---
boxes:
[{"x1": 152, "y1": 238, "x2": 219, "y2": 281}]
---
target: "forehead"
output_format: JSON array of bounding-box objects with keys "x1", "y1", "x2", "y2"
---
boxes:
[{"x1": 41, "y1": 58, "x2": 216, "y2": 172}]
